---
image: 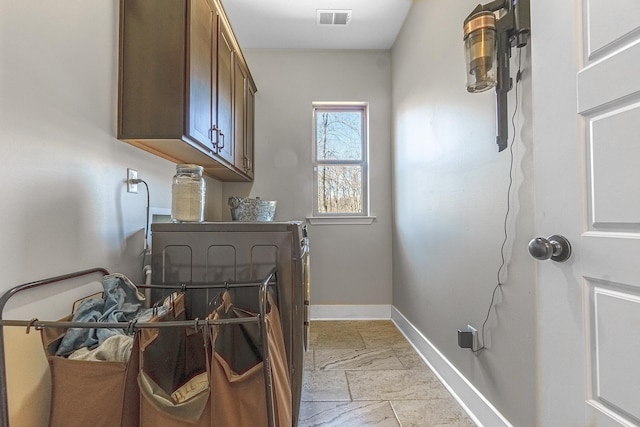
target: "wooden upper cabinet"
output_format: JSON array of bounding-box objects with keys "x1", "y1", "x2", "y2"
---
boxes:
[
  {"x1": 216, "y1": 19, "x2": 234, "y2": 165},
  {"x1": 118, "y1": 0, "x2": 256, "y2": 181},
  {"x1": 187, "y1": 0, "x2": 216, "y2": 152},
  {"x1": 234, "y1": 57, "x2": 256, "y2": 179}
]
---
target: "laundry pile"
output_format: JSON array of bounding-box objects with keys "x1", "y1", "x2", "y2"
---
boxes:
[{"x1": 54, "y1": 273, "x2": 169, "y2": 362}]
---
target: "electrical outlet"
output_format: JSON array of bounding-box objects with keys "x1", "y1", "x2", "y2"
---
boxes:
[
  {"x1": 127, "y1": 168, "x2": 138, "y2": 193},
  {"x1": 457, "y1": 325, "x2": 478, "y2": 351},
  {"x1": 467, "y1": 325, "x2": 478, "y2": 352}
]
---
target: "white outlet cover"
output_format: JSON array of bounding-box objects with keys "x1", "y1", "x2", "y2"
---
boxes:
[{"x1": 127, "y1": 168, "x2": 138, "y2": 193}]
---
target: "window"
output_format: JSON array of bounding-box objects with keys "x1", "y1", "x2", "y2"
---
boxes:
[{"x1": 311, "y1": 102, "x2": 371, "y2": 222}]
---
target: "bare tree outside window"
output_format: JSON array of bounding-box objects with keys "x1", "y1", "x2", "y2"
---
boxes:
[
  {"x1": 317, "y1": 165, "x2": 362, "y2": 213},
  {"x1": 313, "y1": 104, "x2": 368, "y2": 216}
]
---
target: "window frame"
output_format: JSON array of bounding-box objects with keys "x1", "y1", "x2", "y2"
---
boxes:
[{"x1": 309, "y1": 102, "x2": 373, "y2": 224}]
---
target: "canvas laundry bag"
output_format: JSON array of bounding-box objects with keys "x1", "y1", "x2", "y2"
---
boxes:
[
  {"x1": 138, "y1": 292, "x2": 215, "y2": 427},
  {"x1": 40, "y1": 272, "x2": 173, "y2": 427},
  {"x1": 41, "y1": 314, "x2": 140, "y2": 427},
  {"x1": 209, "y1": 291, "x2": 292, "y2": 427}
]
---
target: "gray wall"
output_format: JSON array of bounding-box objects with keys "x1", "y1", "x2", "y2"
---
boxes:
[
  {"x1": 391, "y1": 1, "x2": 537, "y2": 426},
  {"x1": 0, "y1": 2, "x2": 225, "y2": 422},
  {"x1": 0, "y1": 1, "x2": 225, "y2": 292},
  {"x1": 224, "y1": 49, "x2": 394, "y2": 306}
]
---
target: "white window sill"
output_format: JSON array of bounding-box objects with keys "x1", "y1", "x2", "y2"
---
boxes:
[{"x1": 306, "y1": 216, "x2": 376, "y2": 225}]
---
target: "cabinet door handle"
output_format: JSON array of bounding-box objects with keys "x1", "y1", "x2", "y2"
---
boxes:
[
  {"x1": 218, "y1": 132, "x2": 225, "y2": 150},
  {"x1": 209, "y1": 126, "x2": 219, "y2": 151}
]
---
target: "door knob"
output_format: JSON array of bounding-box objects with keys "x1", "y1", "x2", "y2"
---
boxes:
[{"x1": 528, "y1": 235, "x2": 572, "y2": 262}]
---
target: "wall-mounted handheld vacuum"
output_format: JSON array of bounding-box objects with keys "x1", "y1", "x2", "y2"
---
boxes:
[{"x1": 463, "y1": 0, "x2": 530, "y2": 151}]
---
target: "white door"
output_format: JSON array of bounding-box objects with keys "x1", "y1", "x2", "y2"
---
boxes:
[{"x1": 532, "y1": 0, "x2": 640, "y2": 426}]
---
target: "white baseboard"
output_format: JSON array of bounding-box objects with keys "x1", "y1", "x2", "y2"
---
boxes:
[
  {"x1": 391, "y1": 306, "x2": 513, "y2": 427},
  {"x1": 309, "y1": 304, "x2": 391, "y2": 320}
]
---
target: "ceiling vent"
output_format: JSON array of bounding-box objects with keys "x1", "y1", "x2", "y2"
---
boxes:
[{"x1": 316, "y1": 9, "x2": 352, "y2": 26}]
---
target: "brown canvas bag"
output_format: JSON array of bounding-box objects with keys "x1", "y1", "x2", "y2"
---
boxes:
[
  {"x1": 209, "y1": 291, "x2": 292, "y2": 427},
  {"x1": 41, "y1": 314, "x2": 140, "y2": 427}
]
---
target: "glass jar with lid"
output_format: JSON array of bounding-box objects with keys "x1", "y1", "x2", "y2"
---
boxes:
[{"x1": 171, "y1": 164, "x2": 205, "y2": 222}]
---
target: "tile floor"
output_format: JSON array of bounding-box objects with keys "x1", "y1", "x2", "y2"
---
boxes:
[{"x1": 298, "y1": 320, "x2": 476, "y2": 427}]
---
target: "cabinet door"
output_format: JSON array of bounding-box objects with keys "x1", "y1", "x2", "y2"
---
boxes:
[
  {"x1": 233, "y1": 57, "x2": 255, "y2": 180},
  {"x1": 233, "y1": 56, "x2": 247, "y2": 174},
  {"x1": 186, "y1": 0, "x2": 215, "y2": 151},
  {"x1": 216, "y1": 17, "x2": 234, "y2": 164},
  {"x1": 245, "y1": 73, "x2": 256, "y2": 179},
  {"x1": 233, "y1": 56, "x2": 255, "y2": 178}
]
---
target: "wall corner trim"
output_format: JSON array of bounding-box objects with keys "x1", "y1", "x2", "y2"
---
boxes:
[
  {"x1": 391, "y1": 306, "x2": 514, "y2": 427},
  {"x1": 309, "y1": 304, "x2": 391, "y2": 320}
]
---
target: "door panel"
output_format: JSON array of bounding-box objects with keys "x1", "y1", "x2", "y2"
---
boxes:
[
  {"x1": 588, "y1": 104, "x2": 640, "y2": 226},
  {"x1": 578, "y1": 0, "x2": 640, "y2": 425},
  {"x1": 588, "y1": 283, "x2": 640, "y2": 423},
  {"x1": 586, "y1": 0, "x2": 640, "y2": 56}
]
